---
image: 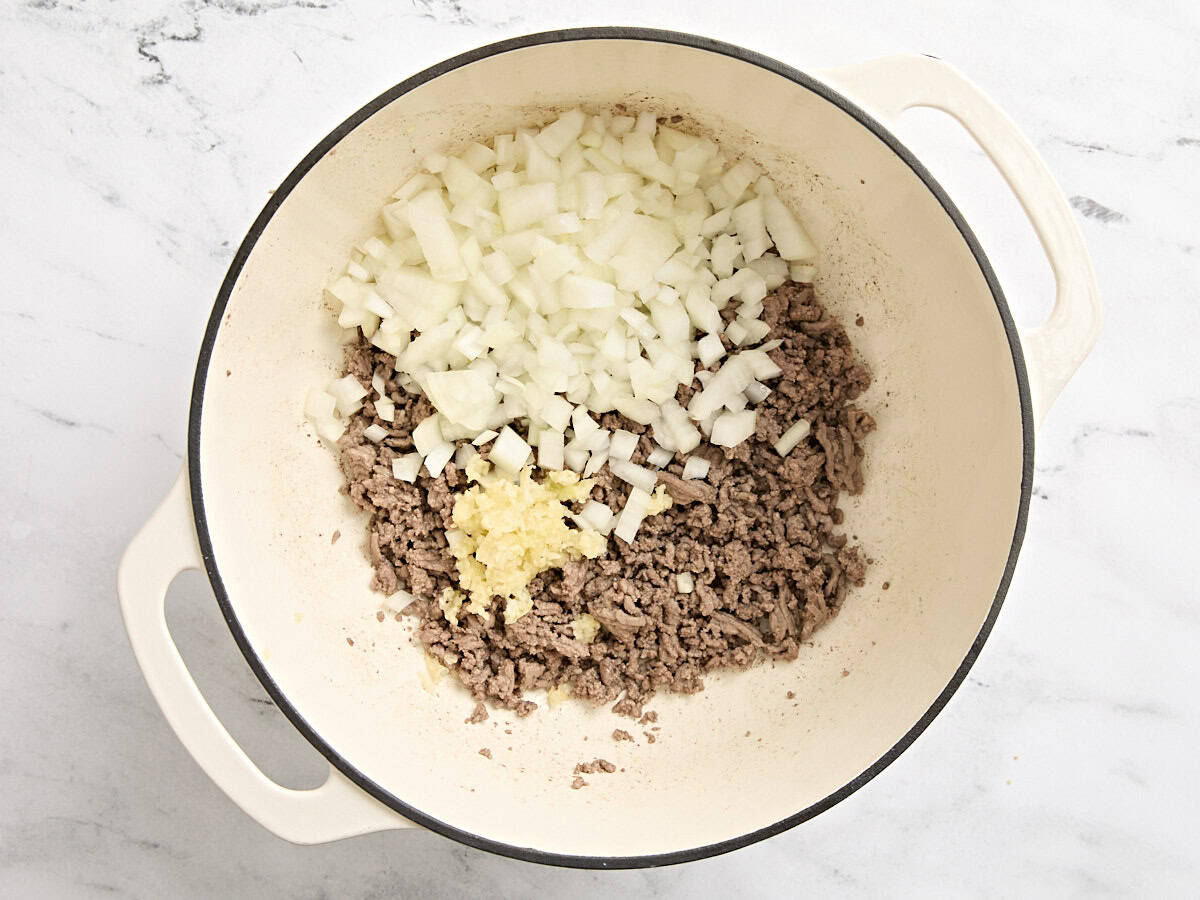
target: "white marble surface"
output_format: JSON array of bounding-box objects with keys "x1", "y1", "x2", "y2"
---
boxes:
[{"x1": 2, "y1": 0, "x2": 1197, "y2": 895}]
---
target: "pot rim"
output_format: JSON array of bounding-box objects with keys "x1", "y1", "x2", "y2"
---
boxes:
[{"x1": 187, "y1": 26, "x2": 1035, "y2": 869}]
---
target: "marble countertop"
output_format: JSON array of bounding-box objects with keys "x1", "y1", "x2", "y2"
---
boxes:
[{"x1": 2, "y1": 0, "x2": 1197, "y2": 895}]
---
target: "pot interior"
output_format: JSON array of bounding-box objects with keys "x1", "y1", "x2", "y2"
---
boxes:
[{"x1": 193, "y1": 35, "x2": 1028, "y2": 861}]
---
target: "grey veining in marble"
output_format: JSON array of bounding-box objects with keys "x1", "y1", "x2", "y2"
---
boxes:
[{"x1": 2, "y1": 0, "x2": 1197, "y2": 896}]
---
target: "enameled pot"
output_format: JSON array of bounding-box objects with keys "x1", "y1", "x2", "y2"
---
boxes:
[{"x1": 119, "y1": 28, "x2": 1101, "y2": 868}]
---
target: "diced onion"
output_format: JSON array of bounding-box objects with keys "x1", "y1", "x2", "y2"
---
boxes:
[
  {"x1": 328, "y1": 375, "x2": 367, "y2": 416},
  {"x1": 744, "y1": 380, "x2": 772, "y2": 404},
  {"x1": 774, "y1": 419, "x2": 812, "y2": 457},
  {"x1": 491, "y1": 426, "x2": 532, "y2": 473},
  {"x1": 454, "y1": 443, "x2": 477, "y2": 468},
  {"x1": 391, "y1": 453, "x2": 422, "y2": 483},
  {"x1": 676, "y1": 572, "x2": 695, "y2": 593},
  {"x1": 424, "y1": 441, "x2": 454, "y2": 477},
  {"x1": 613, "y1": 487, "x2": 651, "y2": 543},
  {"x1": 608, "y1": 459, "x2": 657, "y2": 493},
  {"x1": 537, "y1": 429, "x2": 565, "y2": 470},
  {"x1": 317, "y1": 110, "x2": 823, "y2": 459},
  {"x1": 472, "y1": 429, "x2": 499, "y2": 446},
  {"x1": 608, "y1": 429, "x2": 639, "y2": 462},
  {"x1": 711, "y1": 410, "x2": 756, "y2": 447},
  {"x1": 564, "y1": 445, "x2": 589, "y2": 472},
  {"x1": 363, "y1": 423, "x2": 388, "y2": 443},
  {"x1": 412, "y1": 415, "x2": 444, "y2": 456},
  {"x1": 697, "y1": 333, "x2": 725, "y2": 368},
  {"x1": 646, "y1": 446, "x2": 673, "y2": 468},
  {"x1": 577, "y1": 500, "x2": 615, "y2": 535},
  {"x1": 682, "y1": 456, "x2": 710, "y2": 480}
]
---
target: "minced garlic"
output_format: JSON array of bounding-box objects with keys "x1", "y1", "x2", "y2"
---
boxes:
[
  {"x1": 572, "y1": 613, "x2": 601, "y2": 644},
  {"x1": 645, "y1": 484, "x2": 673, "y2": 516},
  {"x1": 448, "y1": 458, "x2": 608, "y2": 623},
  {"x1": 438, "y1": 587, "x2": 464, "y2": 627}
]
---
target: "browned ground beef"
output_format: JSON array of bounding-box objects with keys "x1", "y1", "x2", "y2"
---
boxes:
[{"x1": 337, "y1": 281, "x2": 874, "y2": 717}]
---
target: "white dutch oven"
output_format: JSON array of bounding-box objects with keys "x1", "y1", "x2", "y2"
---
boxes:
[{"x1": 118, "y1": 29, "x2": 1101, "y2": 867}]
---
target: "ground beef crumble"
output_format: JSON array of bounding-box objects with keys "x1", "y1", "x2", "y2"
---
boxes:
[{"x1": 336, "y1": 282, "x2": 874, "y2": 716}]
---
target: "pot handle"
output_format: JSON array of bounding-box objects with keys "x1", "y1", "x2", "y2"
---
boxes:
[
  {"x1": 118, "y1": 467, "x2": 417, "y2": 843},
  {"x1": 817, "y1": 54, "x2": 1102, "y2": 426}
]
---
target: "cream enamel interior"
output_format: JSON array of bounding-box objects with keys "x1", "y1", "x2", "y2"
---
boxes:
[{"x1": 195, "y1": 38, "x2": 1026, "y2": 859}]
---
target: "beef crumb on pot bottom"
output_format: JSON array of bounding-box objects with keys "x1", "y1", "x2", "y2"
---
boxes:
[{"x1": 338, "y1": 281, "x2": 874, "y2": 717}]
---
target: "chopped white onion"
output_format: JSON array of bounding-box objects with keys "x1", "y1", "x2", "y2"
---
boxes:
[
  {"x1": 608, "y1": 429, "x2": 640, "y2": 462},
  {"x1": 697, "y1": 332, "x2": 725, "y2": 368},
  {"x1": 711, "y1": 410, "x2": 756, "y2": 447},
  {"x1": 424, "y1": 441, "x2": 454, "y2": 477},
  {"x1": 789, "y1": 262, "x2": 817, "y2": 283},
  {"x1": 305, "y1": 389, "x2": 336, "y2": 421},
  {"x1": 412, "y1": 415, "x2": 444, "y2": 456},
  {"x1": 391, "y1": 453, "x2": 422, "y2": 483},
  {"x1": 539, "y1": 394, "x2": 573, "y2": 432},
  {"x1": 646, "y1": 446, "x2": 673, "y2": 467},
  {"x1": 763, "y1": 194, "x2": 818, "y2": 262},
  {"x1": 676, "y1": 572, "x2": 695, "y2": 593},
  {"x1": 608, "y1": 459, "x2": 657, "y2": 493},
  {"x1": 537, "y1": 429, "x2": 565, "y2": 470},
  {"x1": 613, "y1": 487, "x2": 651, "y2": 543},
  {"x1": 328, "y1": 375, "x2": 367, "y2": 416},
  {"x1": 374, "y1": 396, "x2": 395, "y2": 422},
  {"x1": 583, "y1": 451, "x2": 607, "y2": 477},
  {"x1": 491, "y1": 426, "x2": 531, "y2": 473},
  {"x1": 577, "y1": 500, "x2": 615, "y2": 535},
  {"x1": 744, "y1": 380, "x2": 772, "y2": 404},
  {"x1": 774, "y1": 419, "x2": 812, "y2": 457},
  {"x1": 363, "y1": 423, "x2": 388, "y2": 443},
  {"x1": 564, "y1": 445, "x2": 589, "y2": 472},
  {"x1": 454, "y1": 443, "x2": 477, "y2": 468},
  {"x1": 682, "y1": 456, "x2": 710, "y2": 480},
  {"x1": 318, "y1": 111, "x2": 824, "y2": 459},
  {"x1": 472, "y1": 429, "x2": 499, "y2": 446}
]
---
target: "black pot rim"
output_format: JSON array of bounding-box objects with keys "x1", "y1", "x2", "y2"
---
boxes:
[{"x1": 187, "y1": 26, "x2": 1035, "y2": 870}]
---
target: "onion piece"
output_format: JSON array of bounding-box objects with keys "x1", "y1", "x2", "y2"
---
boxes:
[
  {"x1": 711, "y1": 410, "x2": 756, "y2": 447},
  {"x1": 424, "y1": 441, "x2": 454, "y2": 477},
  {"x1": 305, "y1": 389, "x2": 337, "y2": 421},
  {"x1": 763, "y1": 194, "x2": 818, "y2": 262},
  {"x1": 682, "y1": 456, "x2": 710, "y2": 480},
  {"x1": 391, "y1": 453, "x2": 423, "y2": 483},
  {"x1": 608, "y1": 429, "x2": 640, "y2": 462},
  {"x1": 576, "y1": 500, "x2": 615, "y2": 535},
  {"x1": 676, "y1": 572, "x2": 695, "y2": 593},
  {"x1": 744, "y1": 380, "x2": 772, "y2": 404},
  {"x1": 328, "y1": 375, "x2": 368, "y2": 416},
  {"x1": 491, "y1": 426, "x2": 531, "y2": 473},
  {"x1": 362, "y1": 423, "x2": 388, "y2": 443},
  {"x1": 697, "y1": 332, "x2": 725, "y2": 368},
  {"x1": 454, "y1": 444, "x2": 477, "y2": 468},
  {"x1": 406, "y1": 190, "x2": 467, "y2": 283},
  {"x1": 583, "y1": 451, "x2": 607, "y2": 477},
  {"x1": 608, "y1": 459, "x2": 657, "y2": 493},
  {"x1": 774, "y1": 419, "x2": 812, "y2": 457},
  {"x1": 412, "y1": 415, "x2": 444, "y2": 456},
  {"x1": 472, "y1": 429, "x2": 499, "y2": 446},
  {"x1": 646, "y1": 446, "x2": 673, "y2": 468},
  {"x1": 613, "y1": 487, "x2": 651, "y2": 543},
  {"x1": 564, "y1": 445, "x2": 589, "y2": 472},
  {"x1": 315, "y1": 417, "x2": 345, "y2": 442},
  {"x1": 538, "y1": 428, "x2": 565, "y2": 470}
]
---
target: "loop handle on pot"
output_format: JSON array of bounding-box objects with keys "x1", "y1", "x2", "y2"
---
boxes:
[
  {"x1": 818, "y1": 54, "x2": 1102, "y2": 426},
  {"x1": 118, "y1": 467, "x2": 416, "y2": 843}
]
